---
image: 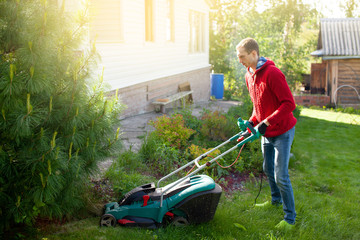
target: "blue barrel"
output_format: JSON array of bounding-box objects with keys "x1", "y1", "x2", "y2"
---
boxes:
[{"x1": 210, "y1": 73, "x2": 224, "y2": 99}]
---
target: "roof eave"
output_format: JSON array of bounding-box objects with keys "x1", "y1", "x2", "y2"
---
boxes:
[
  {"x1": 311, "y1": 49, "x2": 324, "y2": 57},
  {"x1": 322, "y1": 56, "x2": 360, "y2": 60}
]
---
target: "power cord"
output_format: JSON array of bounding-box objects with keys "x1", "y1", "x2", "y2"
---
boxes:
[
  {"x1": 215, "y1": 144, "x2": 245, "y2": 168},
  {"x1": 253, "y1": 171, "x2": 264, "y2": 207},
  {"x1": 186, "y1": 144, "x2": 245, "y2": 176}
]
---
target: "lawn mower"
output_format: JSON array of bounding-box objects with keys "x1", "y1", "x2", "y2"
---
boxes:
[{"x1": 99, "y1": 118, "x2": 262, "y2": 228}]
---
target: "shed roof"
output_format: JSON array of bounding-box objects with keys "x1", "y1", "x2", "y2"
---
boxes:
[{"x1": 312, "y1": 18, "x2": 360, "y2": 58}]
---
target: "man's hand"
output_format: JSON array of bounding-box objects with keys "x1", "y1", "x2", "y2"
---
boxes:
[
  {"x1": 248, "y1": 120, "x2": 254, "y2": 127},
  {"x1": 258, "y1": 120, "x2": 269, "y2": 135}
]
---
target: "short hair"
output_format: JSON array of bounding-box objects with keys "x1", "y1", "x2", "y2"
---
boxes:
[{"x1": 236, "y1": 38, "x2": 259, "y2": 56}]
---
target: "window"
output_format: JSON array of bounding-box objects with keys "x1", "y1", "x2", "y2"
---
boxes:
[
  {"x1": 189, "y1": 10, "x2": 205, "y2": 53},
  {"x1": 89, "y1": 0, "x2": 123, "y2": 43},
  {"x1": 145, "y1": 0, "x2": 154, "y2": 42},
  {"x1": 166, "y1": 0, "x2": 174, "y2": 42}
]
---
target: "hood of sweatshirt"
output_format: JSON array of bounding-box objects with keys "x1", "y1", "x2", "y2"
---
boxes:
[{"x1": 248, "y1": 57, "x2": 275, "y2": 74}]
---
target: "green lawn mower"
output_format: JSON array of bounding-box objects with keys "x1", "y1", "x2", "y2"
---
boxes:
[{"x1": 100, "y1": 118, "x2": 262, "y2": 228}]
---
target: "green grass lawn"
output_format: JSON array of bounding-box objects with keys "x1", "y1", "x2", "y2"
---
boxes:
[{"x1": 42, "y1": 109, "x2": 360, "y2": 240}]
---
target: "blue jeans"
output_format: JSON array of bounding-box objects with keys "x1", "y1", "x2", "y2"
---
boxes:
[{"x1": 261, "y1": 127, "x2": 296, "y2": 224}]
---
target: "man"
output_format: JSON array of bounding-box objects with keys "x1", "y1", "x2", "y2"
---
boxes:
[{"x1": 236, "y1": 38, "x2": 297, "y2": 230}]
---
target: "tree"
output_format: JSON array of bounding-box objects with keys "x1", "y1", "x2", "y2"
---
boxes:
[
  {"x1": 209, "y1": 0, "x2": 256, "y2": 98},
  {"x1": 209, "y1": 0, "x2": 319, "y2": 96},
  {"x1": 341, "y1": 0, "x2": 359, "y2": 18},
  {"x1": 0, "y1": 0, "x2": 123, "y2": 232}
]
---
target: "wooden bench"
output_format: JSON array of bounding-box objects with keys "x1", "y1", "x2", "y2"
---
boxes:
[{"x1": 152, "y1": 90, "x2": 193, "y2": 113}]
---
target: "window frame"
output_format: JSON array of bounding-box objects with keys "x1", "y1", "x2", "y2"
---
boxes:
[
  {"x1": 145, "y1": 0, "x2": 155, "y2": 42},
  {"x1": 189, "y1": 10, "x2": 205, "y2": 53}
]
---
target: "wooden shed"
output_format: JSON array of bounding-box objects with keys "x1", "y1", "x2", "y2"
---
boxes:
[{"x1": 311, "y1": 18, "x2": 360, "y2": 108}]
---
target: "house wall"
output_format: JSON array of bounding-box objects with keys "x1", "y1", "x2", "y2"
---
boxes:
[
  {"x1": 310, "y1": 63, "x2": 326, "y2": 94},
  {"x1": 93, "y1": 0, "x2": 211, "y2": 90},
  {"x1": 293, "y1": 95, "x2": 330, "y2": 107},
  {"x1": 337, "y1": 59, "x2": 360, "y2": 106},
  {"x1": 61, "y1": 0, "x2": 212, "y2": 117},
  {"x1": 112, "y1": 66, "x2": 211, "y2": 117},
  {"x1": 326, "y1": 59, "x2": 338, "y2": 103},
  {"x1": 326, "y1": 59, "x2": 360, "y2": 106}
]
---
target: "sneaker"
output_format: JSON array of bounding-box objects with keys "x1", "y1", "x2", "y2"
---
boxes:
[
  {"x1": 275, "y1": 220, "x2": 295, "y2": 231},
  {"x1": 254, "y1": 201, "x2": 281, "y2": 208}
]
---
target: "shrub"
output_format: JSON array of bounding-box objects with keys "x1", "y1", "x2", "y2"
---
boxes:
[
  {"x1": 187, "y1": 144, "x2": 221, "y2": 163},
  {"x1": 227, "y1": 104, "x2": 248, "y2": 120},
  {"x1": 335, "y1": 107, "x2": 344, "y2": 112},
  {"x1": 187, "y1": 144, "x2": 231, "y2": 179},
  {"x1": 239, "y1": 143, "x2": 263, "y2": 173},
  {"x1": 224, "y1": 103, "x2": 252, "y2": 137},
  {"x1": 309, "y1": 105, "x2": 321, "y2": 110},
  {"x1": 200, "y1": 110, "x2": 228, "y2": 141},
  {"x1": 139, "y1": 132, "x2": 161, "y2": 163},
  {"x1": 139, "y1": 133, "x2": 187, "y2": 176},
  {"x1": 325, "y1": 103, "x2": 336, "y2": 109},
  {"x1": 149, "y1": 114, "x2": 195, "y2": 149},
  {"x1": 344, "y1": 107, "x2": 355, "y2": 114},
  {"x1": 224, "y1": 89, "x2": 233, "y2": 100},
  {"x1": 293, "y1": 105, "x2": 302, "y2": 119},
  {"x1": 0, "y1": 1, "x2": 123, "y2": 231},
  {"x1": 174, "y1": 107, "x2": 202, "y2": 133},
  {"x1": 106, "y1": 150, "x2": 155, "y2": 199}
]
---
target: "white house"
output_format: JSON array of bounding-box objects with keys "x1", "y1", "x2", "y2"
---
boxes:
[{"x1": 62, "y1": 0, "x2": 213, "y2": 117}]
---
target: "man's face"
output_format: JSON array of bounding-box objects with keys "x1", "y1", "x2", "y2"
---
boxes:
[{"x1": 236, "y1": 47, "x2": 257, "y2": 69}]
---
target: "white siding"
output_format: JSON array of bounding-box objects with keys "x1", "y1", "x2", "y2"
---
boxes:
[
  {"x1": 90, "y1": 0, "x2": 123, "y2": 42},
  {"x1": 93, "y1": 0, "x2": 210, "y2": 90}
]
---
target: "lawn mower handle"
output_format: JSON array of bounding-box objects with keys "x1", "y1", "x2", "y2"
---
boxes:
[
  {"x1": 157, "y1": 118, "x2": 262, "y2": 207},
  {"x1": 237, "y1": 117, "x2": 257, "y2": 135}
]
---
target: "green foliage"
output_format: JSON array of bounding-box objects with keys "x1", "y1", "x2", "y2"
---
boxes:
[
  {"x1": 0, "y1": 0, "x2": 123, "y2": 232},
  {"x1": 187, "y1": 144, "x2": 221, "y2": 164},
  {"x1": 309, "y1": 105, "x2": 321, "y2": 110},
  {"x1": 200, "y1": 110, "x2": 229, "y2": 141},
  {"x1": 174, "y1": 107, "x2": 202, "y2": 133},
  {"x1": 303, "y1": 105, "x2": 360, "y2": 116},
  {"x1": 210, "y1": 0, "x2": 320, "y2": 98},
  {"x1": 149, "y1": 114, "x2": 195, "y2": 149},
  {"x1": 340, "y1": 0, "x2": 360, "y2": 18},
  {"x1": 223, "y1": 89, "x2": 232, "y2": 100},
  {"x1": 293, "y1": 105, "x2": 302, "y2": 119},
  {"x1": 226, "y1": 98, "x2": 253, "y2": 121},
  {"x1": 138, "y1": 102, "x2": 263, "y2": 181},
  {"x1": 186, "y1": 144, "x2": 218, "y2": 177},
  {"x1": 140, "y1": 112, "x2": 196, "y2": 176},
  {"x1": 138, "y1": 132, "x2": 160, "y2": 163},
  {"x1": 106, "y1": 149, "x2": 155, "y2": 199},
  {"x1": 85, "y1": 179, "x2": 116, "y2": 209},
  {"x1": 335, "y1": 107, "x2": 344, "y2": 112},
  {"x1": 343, "y1": 107, "x2": 355, "y2": 114},
  {"x1": 139, "y1": 133, "x2": 187, "y2": 176},
  {"x1": 240, "y1": 142, "x2": 263, "y2": 173}
]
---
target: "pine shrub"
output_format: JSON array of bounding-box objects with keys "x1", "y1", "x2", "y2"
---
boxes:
[{"x1": 0, "y1": 0, "x2": 123, "y2": 232}]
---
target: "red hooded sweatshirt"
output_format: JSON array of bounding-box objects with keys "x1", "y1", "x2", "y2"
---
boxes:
[{"x1": 246, "y1": 58, "x2": 297, "y2": 137}]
